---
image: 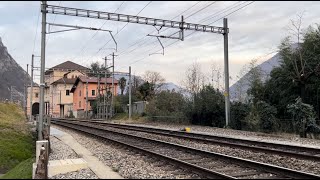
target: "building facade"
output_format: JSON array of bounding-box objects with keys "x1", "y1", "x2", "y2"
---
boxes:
[
  {"x1": 27, "y1": 61, "x2": 89, "y2": 118},
  {"x1": 71, "y1": 76, "x2": 118, "y2": 118}
]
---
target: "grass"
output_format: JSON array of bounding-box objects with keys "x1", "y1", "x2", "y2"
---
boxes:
[
  {"x1": 0, "y1": 103, "x2": 34, "y2": 178},
  {"x1": 0, "y1": 158, "x2": 33, "y2": 179},
  {"x1": 110, "y1": 112, "x2": 147, "y2": 123}
]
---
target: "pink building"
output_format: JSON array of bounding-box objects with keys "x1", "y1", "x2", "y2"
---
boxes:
[{"x1": 70, "y1": 76, "x2": 118, "y2": 118}]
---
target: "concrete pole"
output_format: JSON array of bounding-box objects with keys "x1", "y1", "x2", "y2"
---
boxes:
[
  {"x1": 111, "y1": 52, "x2": 115, "y2": 117},
  {"x1": 86, "y1": 78, "x2": 88, "y2": 119},
  {"x1": 24, "y1": 64, "x2": 29, "y2": 115},
  {"x1": 129, "y1": 66, "x2": 132, "y2": 120},
  {"x1": 30, "y1": 54, "x2": 34, "y2": 122},
  {"x1": 59, "y1": 90, "x2": 61, "y2": 117},
  {"x1": 223, "y1": 18, "x2": 230, "y2": 127},
  {"x1": 104, "y1": 57, "x2": 107, "y2": 120},
  {"x1": 181, "y1": 15, "x2": 184, "y2": 41},
  {"x1": 39, "y1": 1, "x2": 47, "y2": 140},
  {"x1": 98, "y1": 74, "x2": 100, "y2": 119}
]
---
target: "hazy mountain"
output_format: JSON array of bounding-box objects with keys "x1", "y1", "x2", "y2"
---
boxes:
[
  {"x1": 229, "y1": 44, "x2": 300, "y2": 102},
  {"x1": 229, "y1": 52, "x2": 282, "y2": 101},
  {"x1": 0, "y1": 37, "x2": 31, "y2": 101}
]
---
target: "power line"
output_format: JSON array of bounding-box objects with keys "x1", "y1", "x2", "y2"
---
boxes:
[
  {"x1": 117, "y1": 1, "x2": 211, "y2": 57},
  {"x1": 96, "y1": 1, "x2": 153, "y2": 56},
  {"x1": 46, "y1": 1, "x2": 61, "y2": 48},
  {"x1": 118, "y1": 1, "x2": 234, "y2": 59},
  {"x1": 72, "y1": 1, "x2": 126, "y2": 62},
  {"x1": 118, "y1": 1, "x2": 255, "y2": 70},
  {"x1": 185, "y1": 1, "x2": 217, "y2": 20},
  {"x1": 32, "y1": 3, "x2": 41, "y2": 54},
  {"x1": 115, "y1": 1, "x2": 201, "y2": 56}
]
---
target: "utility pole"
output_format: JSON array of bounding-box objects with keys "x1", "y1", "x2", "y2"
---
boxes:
[
  {"x1": 128, "y1": 66, "x2": 132, "y2": 120},
  {"x1": 39, "y1": 0, "x2": 47, "y2": 140},
  {"x1": 104, "y1": 56, "x2": 108, "y2": 120},
  {"x1": 30, "y1": 55, "x2": 34, "y2": 122},
  {"x1": 24, "y1": 64, "x2": 29, "y2": 115},
  {"x1": 223, "y1": 18, "x2": 230, "y2": 127},
  {"x1": 86, "y1": 78, "x2": 88, "y2": 119},
  {"x1": 110, "y1": 52, "x2": 117, "y2": 117},
  {"x1": 59, "y1": 90, "x2": 61, "y2": 117},
  {"x1": 97, "y1": 74, "x2": 100, "y2": 119}
]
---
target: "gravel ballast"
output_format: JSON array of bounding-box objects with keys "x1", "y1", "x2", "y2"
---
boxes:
[
  {"x1": 50, "y1": 168, "x2": 98, "y2": 179},
  {"x1": 118, "y1": 121, "x2": 320, "y2": 148},
  {"x1": 53, "y1": 123, "x2": 320, "y2": 177},
  {"x1": 49, "y1": 136, "x2": 79, "y2": 161},
  {"x1": 52, "y1": 125, "x2": 203, "y2": 179},
  {"x1": 101, "y1": 125, "x2": 320, "y2": 175},
  {"x1": 49, "y1": 135, "x2": 99, "y2": 179}
]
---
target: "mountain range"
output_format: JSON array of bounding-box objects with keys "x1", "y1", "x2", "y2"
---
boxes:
[{"x1": 0, "y1": 37, "x2": 31, "y2": 101}]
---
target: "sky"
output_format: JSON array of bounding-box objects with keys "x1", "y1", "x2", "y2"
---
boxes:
[{"x1": 1, "y1": 1, "x2": 320, "y2": 87}]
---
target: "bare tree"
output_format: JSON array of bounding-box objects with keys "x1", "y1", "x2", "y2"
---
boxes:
[
  {"x1": 182, "y1": 62, "x2": 205, "y2": 97},
  {"x1": 209, "y1": 62, "x2": 223, "y2": 90},
  {"x1": 142, "y1": 71, "x2": 166, "y2": 93},
  {"x1": 283, "y1": 12, "x2": 320, "y2": 102}
]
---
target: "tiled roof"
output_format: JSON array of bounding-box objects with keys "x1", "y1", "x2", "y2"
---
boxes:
[
  {"x1": 51, "y1": 78, "x2": 77, "y2": 85},
  {"x1": 78, "y1": 76, "x2": 118, "y2": 84},
  {"x1": 45, "y1": 61, "x2": 89, "y2": 74}
]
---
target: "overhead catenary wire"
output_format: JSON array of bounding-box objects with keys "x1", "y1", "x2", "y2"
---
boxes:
[
  {"x1": 71, "y1": 1, "x2": 126, "y2": 62},
  {"x1": 117, "y1": 1, "x2": 244, "y2": 61},
  {"x1": 46, "y1": 1, "x2": 61, "y2": 48},
  {"x1": 32, "y1": 3, "x2": 41, "y2": 55},
  {"x1": 95, "y1": 1, "x2": 153, "y2": 56},
  {"x1": 116, "y1": 1, "x2": 255, "y2": 71},
  {"x1": 116, "y1": 1, "x2": 202, "y2": 56},
  {"x1": 117, "y1": 1, "x2": 212, "y2": 57}
]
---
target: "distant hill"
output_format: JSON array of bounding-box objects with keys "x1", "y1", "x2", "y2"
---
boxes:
[
  {"x1": 229, "y1": 52, "x2": 282, "y2": 101},
  {"x1": 229, "y1": 44, "x2": 300, "y2": 102},
  {"x1": 0, "y1": 37, "x2": 31, "y2": 101}
]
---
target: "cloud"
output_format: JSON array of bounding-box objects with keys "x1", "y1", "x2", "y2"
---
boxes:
[{"x1": 1, "y1": 1, "x2": 320, "y2": 85}]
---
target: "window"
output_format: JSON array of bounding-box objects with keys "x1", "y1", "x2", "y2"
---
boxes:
[
  {"x1": 79, "y1": 101, "x2": 81, "y2": 108},
  {"x1": 92, "y1": 90, "x2": 95, "y2": 96},
  {"x1": 35, "y1": 93, "x2": 38, "y2": 98},
  {"x1": 79, "y1": 90, "x2": 81, "y2": 97},
  {"x1": 66, "y1": 90, "x2": 70, "y2": 96}
]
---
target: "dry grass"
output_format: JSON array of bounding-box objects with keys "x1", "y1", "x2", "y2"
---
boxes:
[{"x1": 0, "y1": 103, "x2": 34, "y2": 177}]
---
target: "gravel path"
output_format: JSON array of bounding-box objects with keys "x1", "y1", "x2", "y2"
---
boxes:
[
  {"x1": 117, "y1": 121, "x2": 320, "y2": 148},
  {"x1": 50, "y1": 168, "x2": 98, "y2": 179},
  {"x1": 52, "y1": 125, "x2": 203, "y2": 179},
  {"x1": 49, "y1": 135, "x2": 99, "y2": 179},
  {"x1": 49, "y1": 136, "x2": 79, "y2": 161},
  {"x1": 101, "y1": 126, "x2": 320, "y2": 175}
]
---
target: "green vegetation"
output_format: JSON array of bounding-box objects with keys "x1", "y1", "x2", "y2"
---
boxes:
[
  {"x1": 0, "y1": 158, "x2": 34, "y2": 179},
  {"x1": 98, "y1": 17, "x2": 320, "y2": 139},
  {"x1": 0, "y1": 103, "x2": 34, "y2": 178}
]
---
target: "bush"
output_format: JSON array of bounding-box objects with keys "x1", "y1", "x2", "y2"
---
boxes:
[
  {"x1": 287, "y1": 97, "x2": 320, "y2": 137},
  {"x1": 256, "y1": 101, "x2": 278, "y2": 133},
  {"x1": 187, "y1": 86, "x2": 225, "y2": 127},
  {"x1": 242, "y1": 101, "x2": 278, "y2": 133},
  {"x1": 230, "y1": 102, "x2": 250, "y2": 130}
]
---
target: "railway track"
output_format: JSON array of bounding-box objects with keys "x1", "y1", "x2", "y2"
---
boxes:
[
  {"x1": 53, "y1": 118, "x2": 320, "y2": 162},
  {"x1": 52, "y1": 119, "x2": 320, "y2": 179}
]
